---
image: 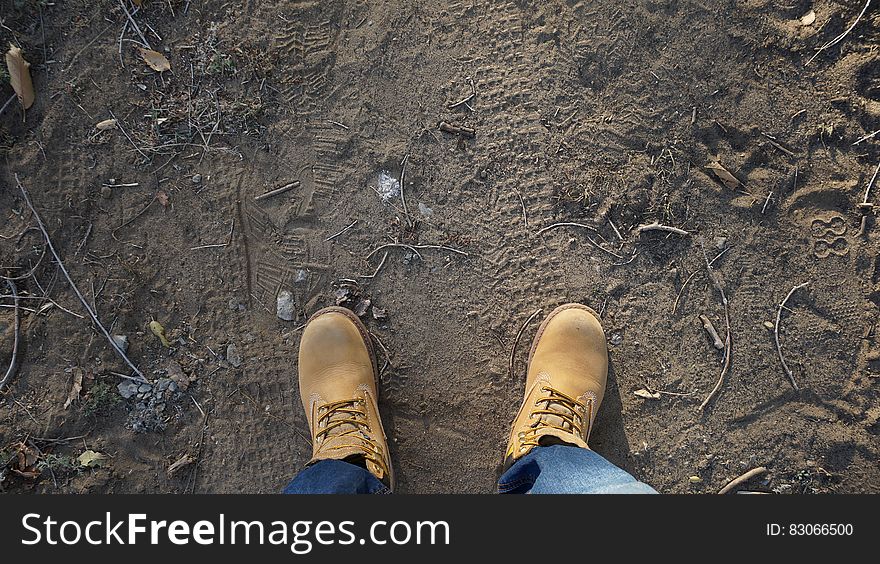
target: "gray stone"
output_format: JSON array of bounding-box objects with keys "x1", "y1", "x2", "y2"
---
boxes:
[
  {"x1": 276, "y1": 290, "x2": 295, "y2": 321},
  {"x1": 226, "y1": 343, "x2": 242, "y2": 367},
  {"x1": 138, "y1": 383, "x2": 153, "y2": 394},
  {"x1": 117, "y1": 380, "x2": 139, "y2": 399},
  {"x1": 112, "y1": 334, "x2": 129, "y2": 353}
]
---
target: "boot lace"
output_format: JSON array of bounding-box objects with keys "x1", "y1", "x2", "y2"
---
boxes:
[
  {"x1": 315, "y1": 398, "x2": 387, "y2": 474},
  {"x1": 521, "y1": 386, "x2": 593, "y2": 448}
]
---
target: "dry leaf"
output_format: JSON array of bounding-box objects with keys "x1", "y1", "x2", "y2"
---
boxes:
[
  {"x1": 137, "y1": 47, "x2": 171, "y2": 72},
  {"x1": 706, "y1": 161, "x2": 743, "y2": 189},
  {"x1": 800, "y1": 10, "x2": 816, "y2": 26},
  {"x1": 78, "y1": 450, "x2": 108, "y2": 468},
  {"x1": 5, "y1": 44, "x2": 35, "y2": 109},
  {"x1": 157, "y1": 190, "x2": 170, "y2": 207},
  {"x1": 96, "y1": 118, "x2": 117, "y2": 130},
  {"x1": 63, "y1": 368, "x2": 84, "y2": 410},
  {"x1": 633, "y1": 388, "x2": 661, "y2": 400},
  {"x1": 149, "y1": 320, "x2": 171, "y2": 347}
]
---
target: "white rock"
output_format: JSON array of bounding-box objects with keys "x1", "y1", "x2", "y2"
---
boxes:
[{"x1": 277, "y1": 290, "x2": 295, "y2": 321}]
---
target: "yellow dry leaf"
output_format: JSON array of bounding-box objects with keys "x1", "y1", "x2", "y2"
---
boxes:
[
  {"x1": 96, "y1": 118, "x2": 117, "y2": 130},
  {"x1": 137, "y1": 47, "x2": 171, "y2": 72},
  {"x1": 149, "y1": 320, "x2": 171, "y2": 347},
  {"x1": 633, "y1": 388, "x2": 661, "y2": 400},
  {"x1": 5, "y1": 44, "x2": 35, "y2": 109},
  {"x1": 800, "y1": 10, "x2": 816, "y2": 26},
  {"x1": 78, "y1": 450, "x2": 108, "y2": 468},
  {"x1": 706, "y1": 161, "x2": 743, "y2": 189}
]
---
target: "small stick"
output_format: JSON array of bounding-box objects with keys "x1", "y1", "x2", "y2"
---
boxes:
[
  {"x1": 367, "y1": 243, "x2": 422, "y2": 261},
  {"x1": 0, "y1": 93, "x2": 17, "y2": 117},
  {"x1": 774, "y1": 282, "x2": 810, "y2": 390},
  {"x1": 255, "y1": 181, "x2": 300, "y2": 201},
  {"x1": 325, "y1": 220, "x2": 358, "y2": 242},
  {"x1": 608, "y1": 218, "x2": 624, "y2": 241},
  {"x1": 761, "y1": 191, "x2": 773, "y2": 214},
  {"x1": 399, "y1": 154, "x2": 411, "y2": 227},
  {"x1": 0, "y1": 280, "x2": 21, "y2": 392},
  {"x1": 359, "y1": 251, "x2": 389, "y2": 279},
  {"x1": 718, "y1": 466, "x2": 768, "y2": 494},
  {"x1": 108, "y1": 110, "x2": 150, "y2": 160},
  {"x1": 190, "y1": 219, "x2": 234, "y2": 250},
  {"x1": 447, "y1": 77, "x2": 476, "y2": 110},
  {"x1": 699, "y1": 243, "x2": 731, "y2": 411},
  {"x1": 760, "y1": 132, "x2": 797, "y2": 157},
  {"x1": 805, "y1": 0, "x2": 871, "y2": 65},
  {"x1": 15, "y1": 175, "x2": 146, "y2": 380},
  {"x1": 515, "y1": 189, "x2": 528, "y2": 229},
  {"x1": 117, "y1": 0, "x2": 151, "y2": 49},
  {"x1": 509, "y1": 309, "x2": 542, "y2": 379},
  {"x1": 861, "y1": 161, "x2": 880, "y2": 205},
  {"x1": 853, "y1": 129, "x2": 880, "y2": 146},
  {"x1": 635, "y1": 222, "x2": 690, "y2": 236},
  {"x1": 537, "y1": 222, "x2": 622, "y2": 258},
  {"x1": 698, "y1": 314, "x2": 725, "y2": 350},
  {"x1": 438, "y1": 121, "x2": 476, "y2": 138}
]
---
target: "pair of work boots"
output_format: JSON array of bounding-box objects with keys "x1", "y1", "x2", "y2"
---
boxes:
[{"x1": 297, "y1": 303, "x2": 608, "y2": 489}]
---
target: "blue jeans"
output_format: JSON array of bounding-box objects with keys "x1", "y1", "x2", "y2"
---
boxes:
[{"x1": 283, "y1": 445, "x2": 657, "y2": 494}]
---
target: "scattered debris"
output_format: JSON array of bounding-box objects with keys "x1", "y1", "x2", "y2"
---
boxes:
[
  {"x1": 129, "y1": 377, "x2": 182, "y2": 432},
  {"x1": 774, "y1": 282, "x2": 810, "y2": 390},
  {"x1": 63, "y1": 368, "x2": 84, "y2": 410},
  {"x1": 333, "y1": 279, "x2": 375, "y2": 319},
  {"x1": 137, "y1": 47, "x2": 171, "y2": 72},
  {"x1": 15, "y1": 175, "x2": 146, "y2": 380},
  {"x1": 718, "y1": 466, "x2": 768, "y2": 494},
  {"x1": 277, "y1": 290, "x2": 296, "y2": 321},
  {"x1": 325, "y1": 220, "x2": 358, "y2": 242},
  {"x1": 149, "y1": 320, "x2": 171, "y2": 347},
  {"x1": 5, "y1": 44, "x2": 35, "y2": 110},
  {"x1": 418, "y1": 202, "x2": 434, "y2": 217},
  {"x1": 372, "y1": 307, "x2": 387, "y2": 321},
  {"x1": 698, "y1": 314, "x2": 725, "y2": 350},
  {"x1": 165, "y1": 360, "x2": 191, "y2": 391},
  {"x1": 699, "y1": 241, "x2": 732, "y2": 412}
]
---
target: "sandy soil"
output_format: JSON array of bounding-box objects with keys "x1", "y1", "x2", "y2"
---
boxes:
[{"x1": 1, "y1": 0, "x2": 878, "y2": 494}]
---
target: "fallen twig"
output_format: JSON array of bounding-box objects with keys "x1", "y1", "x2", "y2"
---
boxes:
[
  {"x1": 718, "y1": 466, "x2": 768, "y2": 494},
  {"x1": 438, "y1": 121, "x2": 475, "y2": 138},
  {"x1": 447, "y1": 77, "x2": 476, "y2": 110},
  {"x1": 774, "y1": 282, "x2": 810, "y2": 390},
  {"x1": 853, "y1": 129, "x2": 880, "y2": 146},
  {"x1": 324, "y1": 220, "x2": 358, "y2": 242},
  {"x1": 861, "y1": 161, "x2": 880, "y2": 206},
  {"x1": 15, "y1": 174, "x2": 146, "y2": 380},
  {"x1": 699, "y1": 314, "x2": 725, "y2": 350},
  {"x1": 635, "y1": 222, "x2": 690, "y2": 236},
  {"x1": 806, "y1": 0, "x2": 871, "y2": 65},
  {"x1": 190, "y1": 219, "x2": 234, "y2": 250},
  {"x1": 0, "y1": 280, "x2": 21, "y2": 393},
  {"x1": 509, "y1": 309, "x2": 542, "y2": 379},
  {"x1": 699, "y1": 243, "x2": 731, "y2": 411},
  {"x1": 254, "y1": 181, "x2": 300, "y2": 202}
]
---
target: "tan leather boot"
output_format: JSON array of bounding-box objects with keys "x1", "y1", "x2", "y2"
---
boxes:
[
  {"x1": 298, "y1": 306, "x2": 394, "y2": 488},
  {"x1": 503, "y1": 303, "x2": 608, "y2": 471}
]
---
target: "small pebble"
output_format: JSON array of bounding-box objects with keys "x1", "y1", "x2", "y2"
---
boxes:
[
  {"x1": 101, "y1": 186, "x2": 112, "y2": 199},
  {"x1": 117, "y1": 381, "x2": 139, "y2": 399},
  {"x1": 192, "y1": 174, "x2": 202, "y2": 184},
  {"x1": 138, "y1": 384, "x2": 152, "y2": 394},
  {"x1": 276, "y1": 290, "x2": 295, "y2": 321},
  {"x1": 763, "y1": 321, "x2": 775, "y2": 331},
  {"x1": 609, "y1": 333, "x2": 623, "y2": 346}
]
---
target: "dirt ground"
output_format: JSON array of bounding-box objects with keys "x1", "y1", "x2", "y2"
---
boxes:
[{"x1": 1, "y1": 0, "x2": 878, "y2": 494}]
